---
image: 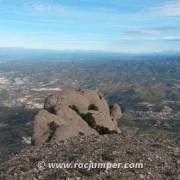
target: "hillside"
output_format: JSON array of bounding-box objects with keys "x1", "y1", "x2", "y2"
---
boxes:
[
  {"x1": 0, "y1": 56, "x2": 180, "y2": 179},
  {"x1": 0, "y1": 89, "x2": 180, "y2": 180},
  {"x1": 0, "y1": 132, "x2": 179, "y2": 180}
]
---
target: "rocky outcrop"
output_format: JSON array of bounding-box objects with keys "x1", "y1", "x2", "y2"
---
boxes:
[
  {"x1": 32, "y1": 89, "x2": 122, "y2": 145},
  {"x1": 110, "y1": 103, "x2": 123, "y2": 122},
  {"x1": 33, "y1": 109, "x2": 97, "y2": 145}
]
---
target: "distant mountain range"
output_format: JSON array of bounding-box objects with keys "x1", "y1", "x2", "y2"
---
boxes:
[{"x1": 0, "y1": 47, "x2": 180, "y2": 61}]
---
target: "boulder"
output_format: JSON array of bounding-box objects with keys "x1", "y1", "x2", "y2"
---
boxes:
[
  {"x1": 33, "y1": 109, "x2": 97, "y2": 145},
  {"x1": 33, "y1": 89, "x2": 122, "y2": 145},
  {"x1": 110, "y1": 103, "x2": 123, "y2": 121}
]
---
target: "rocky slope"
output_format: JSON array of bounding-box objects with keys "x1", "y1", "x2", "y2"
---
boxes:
[{"x1": 0, "y1": 132, "x2": 179, "y2": 180}]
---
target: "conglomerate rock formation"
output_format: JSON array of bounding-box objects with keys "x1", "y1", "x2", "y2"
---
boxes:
[{"x1": 33, "y1": 89, "x2": 122, "y2": 145}]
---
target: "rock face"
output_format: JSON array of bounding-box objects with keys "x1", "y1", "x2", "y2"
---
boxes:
[{"x1": 33, "y1": 89, "x2": 122, "y2": 145}]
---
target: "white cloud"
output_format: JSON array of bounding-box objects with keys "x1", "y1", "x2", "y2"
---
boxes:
[
  {"x1": 30, "y1": 1, "x2": 127, "y2": 20},
  {"x1": 148, "y1": 0, "x2": 180, "y2": 16},
  {"x1": 124, "y1": 28, "x2": 160, "y2": 36},
  {"x1": 32, "y1": 2, "x2": 72, "y2": 16},
  {"x1": 162, "y1": 36, "x2": 180, "y2": 41}
]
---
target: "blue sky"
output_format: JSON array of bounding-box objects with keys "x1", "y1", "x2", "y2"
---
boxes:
[{"x1": 0, "y1": 0, "x2": 180, "y2": 53}]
